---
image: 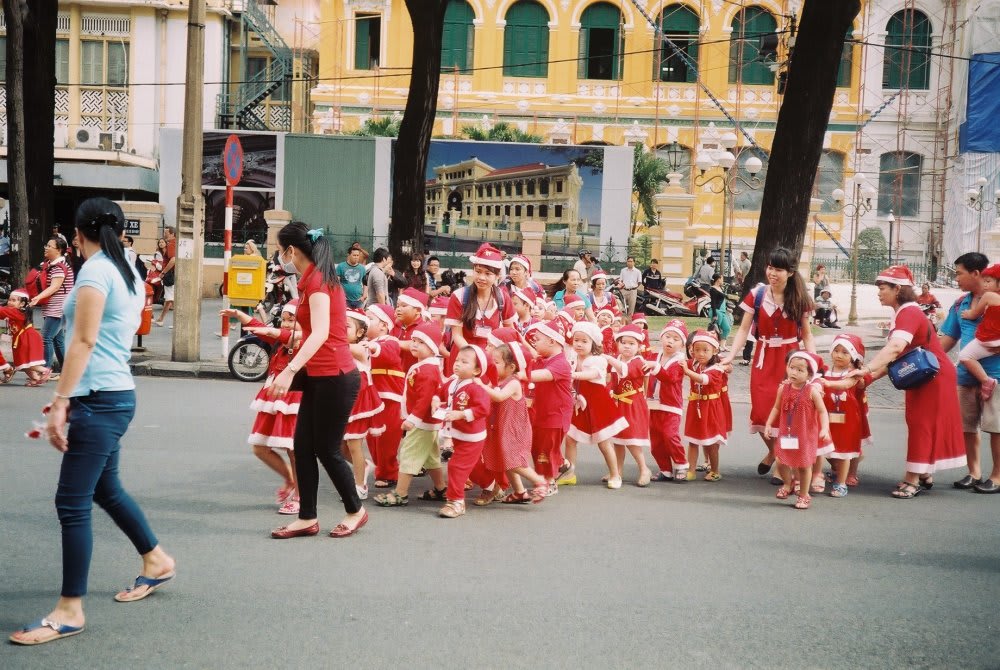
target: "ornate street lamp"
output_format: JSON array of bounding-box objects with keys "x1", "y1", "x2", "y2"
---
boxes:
[
  {"x1": 830, "y1": 172, "x2": 876, "y2": 326},
  {"x1": 967, "y1": 176, "x2": 1000, "y2": 253}
]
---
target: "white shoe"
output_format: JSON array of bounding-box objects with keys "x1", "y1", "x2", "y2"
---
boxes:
[
  {"x1": 607, "y1": 476, "x2": 623, "y2": 490},
  {"x1": 356, "y1": 485, "x2": 369, "y2": 500}
]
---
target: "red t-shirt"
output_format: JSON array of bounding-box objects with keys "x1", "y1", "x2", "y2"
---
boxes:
[
  {"x1": 295, "y1": 264, "x2": 355, "y2": 376},
  {"x1": 532, "y1": 351, "x2": 573, "y2": 430}
]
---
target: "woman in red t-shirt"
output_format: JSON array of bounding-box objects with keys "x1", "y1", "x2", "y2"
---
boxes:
[{"x1": 268, "y1": 222, "x2": 368, "y2": 540}]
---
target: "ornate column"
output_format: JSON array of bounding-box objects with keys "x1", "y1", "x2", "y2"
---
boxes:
[{"x1": 651, "y1": 173, "x2": 697, "y2": 289}]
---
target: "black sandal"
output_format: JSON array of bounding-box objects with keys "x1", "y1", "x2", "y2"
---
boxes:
[
  {"x1": 918, "y1": 475, "x2": 934, "y2": 490},
  {"x1": 892, "y1": 481, "x2": 922, "y2": 499},
  {"x1": 374, "y1": 479, "x2": 396, "y2": 489},
  {"x1": 417, "y1": 487, "x2": 447, "y2": 501}
]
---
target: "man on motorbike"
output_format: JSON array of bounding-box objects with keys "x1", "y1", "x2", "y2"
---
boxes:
[{"x1": 917, "y1": 282, "x2": 941, "y2": 324}]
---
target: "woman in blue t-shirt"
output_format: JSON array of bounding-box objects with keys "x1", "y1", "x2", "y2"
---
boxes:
[{"x1": 10, "y1": 199, "x2": 175, "y2": 646}]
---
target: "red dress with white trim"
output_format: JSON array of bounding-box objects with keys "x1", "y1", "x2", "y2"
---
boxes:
[
  {"x1": 740, "y1": 286, "x2": 803, "y2": 432},
  {"x1": 443, "y1": 286, "x2": 514, "y2": 375},
  {"x1": 568, "y1": 355, "x2": 627, "y2": 444},
  {"x1": 0, "y1": 307, "x2": 45, "y2": 370},
  {"x1": 822, "y1": 369, "x2": 863, "y2": 460},
  {"x1": 774, "y1": 381, "x2": 824, "y2": 469},
  {"x1": 610, "y1": 356, "x2": 651, "y2": 447},
  {"x1": 890, "y1": 303, "x2": 966, "y2": 474},
  {"x1": 247, "y1": 320, "x2": 300, "y2": 450},
  {"x1": 683, "y1": 364, "x2": 730, "y2": 447},
  {"x1": 344, "y1": 357, "x2": 386, "y2": 441},
  {"x1": 589, "y1": 291, "x2": 620, "y2": 316}
]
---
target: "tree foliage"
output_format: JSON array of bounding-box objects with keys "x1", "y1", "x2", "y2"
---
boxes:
[
  {"x1": 632, "y1": 145, "x2": 670, "y2": 232},
  {"x1": 460, "y1": 121, "x2": 542, "y2": 143},
  {"x1": 351, "y1": 116, "x2": 401, "y2": 137}
]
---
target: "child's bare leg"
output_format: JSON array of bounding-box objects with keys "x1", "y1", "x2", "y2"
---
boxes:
[
  {"x1": 286, "y1": 451, "x2": 297, "y2": 490},
  {"x1": 626, "y1": 445, "x2": 651, "y2": 478},
  {"x1": 796, "y1": 467, "x2": 813, "y2": 496},
  {"x1": 427, "y1": 467, "x2": 445, "y2": 490},
  {"x1": 686, "y1": 445, "x2": 699, "y2": 471},
  {"x1": 960, "y1": 354, "x2": 993, "y2": 386},
  {"x1": 848, "y1": 454, "x2": 863, "y2": 481},
  {"x1": 508, "y1": 472, "x2": 526, "y2": 493},
  {"x1": 832, "y1": 458, "x2": 850, "y2": 486},
  {"x1": 614, "y1": 445, "x2": 626, "y2": 479},
  {"x1": 777, "y1": 463, "x2": 792, "y2": 488},
  {"x1": 345, "y1": 439, "x2": 367, "y2": 487},
  {"x1": 394, "y1": 473, "x2": 415, "y2": 497},
  {"x1": 704, "y1": 444, "x2": 720, "y2": 473},
  {"x1": 564, "y1": 437, "x2": 578, "y2": 469},
  {"x1": 597, "y1": 440, "x2": 620, "y2": 480},
  {"x1": 253, "y1": 445, "x2": 295, "y2": 486}
]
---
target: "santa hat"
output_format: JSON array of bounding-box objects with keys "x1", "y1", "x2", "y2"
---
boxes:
[
  {"x1": 614, "y1": 324, "x2": 646, "y2": 343},
  {"x1": 10, "y1": 289, "x2": 29, "y2": 300},
  {"x1": 487, "y1": 327, "x2": 521, "y2": 348},
  {"x1": 563, "y1": 293, "x2": 585, "y2": 309},
  {"x1": 525, "y1": 319, "x2": 566, "y2": 347},
  {"x1": 469, "y1": 243, "x2": 504, "y2": 271},
  {"x1": 512, "y1": 286, "x2": 537, "y2": 306},
  {"x1": 596, "y1": 307, "x2": 615, "y2": 320},
  {"x1": 508, "y1": 341, "x2": 533, "y2": 373},
  {"x1": 831, "y1": 333, "x2": 865, "y2": 364},
  {"x1": 875, "y1": 265, "x2": 914, "y2": 286},
  {"x1": 509, "y1": 255, "x2": 532, "y2": 274},
  {"x1": 429, "y1": 295, "x2": 449, "y2": 316},
  {"x1": 689, "y1": 329, "x2": 720, "y2": 350},
  {"x1": 983, "y1": 264, "x2": 1000, "y2": 280},
  {"x1": 346, "y1": 309, "x2": 369, "y2": 327},
  {"x1": 659, "y1": 318, "x2": 688, "y2": 342},
  {"x1": 572, "y1": 321, "x2": 604, "y2": 346},
  {"x1": 410, "y1": 321, "x2": 443, "y2": 353},
  {"x1": 281, "y1": 298, "x2": 299, "y2": 315},
  {"x1": 366, "y1": 303, "x2": 396, "y2": 328},
  {"x1": 464, "y1": 344, "x2": 489, "y2": 377},
  {"x1": 788, "y1": 350, "x2": 825, "y2": 380},
  {"x1": 631, "y1": 312, "x2": 649, "y2": 326},
  {"x1": 398, "y1": 287, "x2": 428, "y2": 310},
  {"x1": 590, "y1": 270, "x2": 608, "y2": 284}
]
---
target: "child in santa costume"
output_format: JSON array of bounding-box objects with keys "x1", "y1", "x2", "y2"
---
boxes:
[
  {"x1": 597, "y1": 308, "x2": 618, "y2": 357},
  {"x1": 343, "y1": 310, "x2": 384, "y2": 501},
  {"x1": 819, "y1": 333, "x2": 868, "y2": 497},
  {"x1": 647, "y1": 320, "x2": 690, "y2": 482},
  {"x1": 0, "y1": 290, "x2": 49, "y2": 385},
  {"x1": 605, "y1": 324, "x2": 654, "y2": 486},
  {"x1": 511, "y1": 285, "x2": 539, "y2": 337},
  {"x1": 765, "y1": 351, "x2": 831, "y2": 510},
  {"x1": 526, "y1": 319, "x2": 574, "y2": 493},
  {"x1": 681, "y1": 330, "x2": 731, "y2": 482},
  {"x1": 372, "y1": 322, "x2": 445, "y2": 508},
  {"x1": 365, "y1": 303, "x2": 404, "y2": 489},
  {"x1": 393, "y1": 287, "x2": 428, "y2": 371},
  {"x1": 223, "y1": 300, "x2": 301, "y2": 514},
  {"x1": 631, "y1": 312, "x2": 656, "y2": 362},
  {"x1": 565, "y1": 321, "x2": 628, "y2": 489},
  {"x1": 434, "y1": 345, "x2": 492, "y2": 518}
]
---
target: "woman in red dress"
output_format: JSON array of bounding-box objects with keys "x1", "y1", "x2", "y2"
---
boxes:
[
  {"x1": 852, "y1": 265, "x2": 966, "y2": 498},
  {"x1": 444, "y1": 244, "x2": 515, "y2": 376},
  {"x1": 723, "y1": 247, "x2": 815, "y2": 479}
]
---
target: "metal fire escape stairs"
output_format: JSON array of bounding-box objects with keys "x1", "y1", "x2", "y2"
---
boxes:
[{"x1": 232, "y1": 1, "x2": 293, "y2": 131}]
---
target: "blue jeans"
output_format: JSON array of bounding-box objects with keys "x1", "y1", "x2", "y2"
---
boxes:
[
  {"x1": 56, "y1": 390, "x2": 158, "y2": 597},
  {"x1": 42, "y1": 315, "x2": 65, "y2": 369}
]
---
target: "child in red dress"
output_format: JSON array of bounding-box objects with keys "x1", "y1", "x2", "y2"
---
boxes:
[
  {"x1": 681, "y1": 330, "x2": 731, "y2": 482},
  {"x1": 222, "y1": 301, "x2": 302, "y2": 514},
  {"x1": 478, "y1": 343, "x2": 548, "y2": 504},
  {"x1": 0, "y1": 290, "x2": 49, "y2": 385},
  {"x1": 765, "y1": 351, "x2": 832, "y2": 510},
  {"x1": 565, "y1": 321, "x2": 628, "y2": 489},
  {"x1": 365, "y1": 304, "x2": 404, "y2": 489},
  {"x1": 606, "y1": 324, "x2": 653, "y2": 486},
  {"x1": 343, "y1": 310, "x2": 384, "y2": 501},
  {"x1": 958, "y1": 263, "x2": 1000, "y2": 399},
  {"x1": 434, "y1": 345, "x2": 492, "y2": 518},
  {"x1": 525, "y1": 320, "x2": 574, "y2": 493},
  {"x1": 819, "y1": 334, "x2": 866, "y2": 498},
  {"x1": 648, "y1": 320, "x2": 690, "y2": 482}
]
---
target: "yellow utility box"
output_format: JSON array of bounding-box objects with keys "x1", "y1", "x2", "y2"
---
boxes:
[{"x1": 227, "y1": 254, "x2": 266, "y2": 307}]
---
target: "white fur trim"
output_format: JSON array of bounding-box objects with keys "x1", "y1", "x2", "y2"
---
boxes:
[
  {"x1": 567, "y1": 416, "x2": 628, "y2": 444},
  {"x1": 447, "y1": 427, "x2": 486, "y2": 441},
  {"x1": 683, "y1": 434, "x2": 728, "y2": 447},
  {"x1": 612, "y1": 437, "x2": 651, "y2": 447},
  {"x1": 398, "y1": 293, "x2": 426, "y2": 310},
  {"x1": 411, "y1": 330, "x2": 439, "y2": 353},
  {"x1": 247, "y1": 433, "x2": 295, "y2": 450},
  {"x1": 405, "y1": 414, "x2": 440, "y2": 431},
  {"x1": 905, "y1": 455, "x2": 967, "y2": 474}
]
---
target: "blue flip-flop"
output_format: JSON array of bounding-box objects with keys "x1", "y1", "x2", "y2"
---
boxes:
[
  {"x1": 9, "y1": 617, "x2": 85, "y2": 645},
  {"x1": 114, "y1": 571, "x2": 176, "y2": 602}
]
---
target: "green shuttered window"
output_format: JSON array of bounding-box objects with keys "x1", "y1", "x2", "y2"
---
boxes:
[
  {"x1": 442, "y1": 0, "x2": 475, "y2": 72},
  {"x1": 878, "y1": 151, "x2": 922, "y2": 216},
  {"x1": 657, "y1": 4, "x2": 699, "y2": 83},
  {"x1": 579, "y1": 2, "x2": 623, "y2": 81},
  {"x1": 883, "y1": 9, "x2": 931, "y2": 90},
  {"x1": 729, "y1": 6, "x2": 776, "y2": 85},
  {"x1": 503, "y1": 1, "x2": 549, "y2": 78}
]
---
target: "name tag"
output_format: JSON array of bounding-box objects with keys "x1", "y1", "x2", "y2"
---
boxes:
[
  {"x1": 475, "y1": 326, "x2": 492, "y2": 338},
  {"x1": 828, "y1": 412, "x2": 846, "y2": 424},
  {"x1": 780, "y1": 436, "x2": 799, "y2": 450},
  {"x1": 432, "y1": 408, "x2": 447, "y2": 421}
]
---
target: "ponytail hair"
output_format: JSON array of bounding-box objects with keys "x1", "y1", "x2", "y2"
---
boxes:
[
  {"x1": 74, "y1": 197, "x2": 137, "y2": 294},
  {"x1": 767, "y1": 246, "x2": 812, "y2": 324},
  {"x1": 277, "y1": 221, "x2": 339, "y2": 289}
]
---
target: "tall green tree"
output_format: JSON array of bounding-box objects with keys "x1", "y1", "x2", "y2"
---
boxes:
[
  {"x1": 745, "y1": 0, "x2": 861, "y2": 290},
  {"x1": 631, "y1": 145, "x2": 670, "y2": 234},
  {"x1": 351, "y1": 116, "x2": 401, "y2": 137},
  {"x1": 460, "y1": 121, "x2": 542, "y2": 143}
]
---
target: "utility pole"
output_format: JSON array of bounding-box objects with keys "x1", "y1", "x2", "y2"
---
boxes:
[{"x1": 173, "y1": 0, "x2": 206, "y2": 362}]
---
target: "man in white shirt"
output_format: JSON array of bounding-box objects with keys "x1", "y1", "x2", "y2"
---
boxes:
[
  {"x1": 698, "y1": 256, "x2": 716, "y2": 284},
  {"x1": 618, "y1": 256, "x2": 642, "y2": 317}
]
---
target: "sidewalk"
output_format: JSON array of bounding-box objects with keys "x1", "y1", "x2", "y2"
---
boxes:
[{"x1": 130, "y1": 298, "x2": 235, "y2": 379}]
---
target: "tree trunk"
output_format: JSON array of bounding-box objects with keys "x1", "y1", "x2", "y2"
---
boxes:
[
  {"x1": 389, "y1": 0, "x2": 448, "y2": 260},
  {"x1": 24, "y1": 1, "x2": 57, "y2": 259},
  {"x1": 4, "y1": 1, "x2": 30, "y2": 284},
  {"x1": 745, "y1": 0, "x2": 861, "y2": 291}
]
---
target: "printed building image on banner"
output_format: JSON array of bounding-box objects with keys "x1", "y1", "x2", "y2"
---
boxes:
[{"x1": 201, "y1": 132, "x2": 278, "y2": 249}]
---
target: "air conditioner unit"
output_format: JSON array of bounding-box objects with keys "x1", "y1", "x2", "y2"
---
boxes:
[
  {"x1": 98, "y1": 131, "x2": 126, "y2": 151},
  {"x1": 75, "y1": 126, "x2": 102, "y2": 149},
  {"x1": 54, "y1": 122, "x2": 68, "y2": 148}
]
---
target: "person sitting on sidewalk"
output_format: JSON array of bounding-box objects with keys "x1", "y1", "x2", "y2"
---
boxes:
[{"x1": 813, "y1": 289, "x2": 840, "y2": 329}]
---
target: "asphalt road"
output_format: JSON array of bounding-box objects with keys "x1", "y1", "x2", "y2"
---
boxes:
[{"x1": 2, "y1": 378, "x2": 999, "y2": 669}]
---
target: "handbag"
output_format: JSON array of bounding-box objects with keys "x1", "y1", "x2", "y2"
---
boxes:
[{"x1": 887, "y1": 318, "x2": 940, "y2": 390}]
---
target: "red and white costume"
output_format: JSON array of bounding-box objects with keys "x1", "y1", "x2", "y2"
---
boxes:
[
  {"x1": 608, "y1": 326, "x2": 652, "y2": 448},
  {"x1": 401, "y1": 357, "x2": 444, "y2": 432},
  {"x1": 525, "y1": 320, "x2": 574, "y2": 478},
  {"x1": 0, "y1": 304, "x2": 44, "y2": 371},
  {"x1": 247, "y1": 318, "x2": 300, "y2": 449},
  {"x1": 444, "y1": 286, "x2": 514, "y2": 374},
  {"x1": 683, "y1": 362, "x2": 731, "y2": 447},
  {"x1": 344, "y1": 361, "x2": 386, "y2": 441},
  {"x1": 647, "y1": 322, "x2": 689, "y2": 473},
  {"x1": 366, "y1": 332, "x2": 405, "y2": 481},
  {"x1": 823, "y1": 368, "x2": 863, "y2": 460},
  {"x1": 439, "y1": 353, "x2": 492, "y2": 502},
  {"x1": 740, "y1": 284, "x2": 803, "y2": 433},
  {"x1": 567, "y1": 323, "x2": 627, "y2": 444}
]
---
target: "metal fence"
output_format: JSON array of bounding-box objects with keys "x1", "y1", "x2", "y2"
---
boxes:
[{"x1": 811, "y1": 256, "x2": 956, "y2": 286}]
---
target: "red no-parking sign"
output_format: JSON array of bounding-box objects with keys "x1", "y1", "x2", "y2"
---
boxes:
[{"x1": 223, "y1": 134, "x2": 243, "y2": 187}]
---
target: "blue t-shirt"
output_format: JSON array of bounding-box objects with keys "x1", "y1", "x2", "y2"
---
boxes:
[
  {"x1": 63, "y1": 251, "x2": 143, "y2": 395},
  {"x1": 940, "y1": 292, "x2": 1000, "y2": 386},
  {"x1": 336, "y1": 261, "x2": 365, "y2": 303},
  {"x1": 553, "y1": 289, "x2": 591, "y2": 310}
]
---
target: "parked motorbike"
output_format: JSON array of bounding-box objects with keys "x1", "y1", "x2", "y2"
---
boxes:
[
  {"x1": 0, "y1": 266, "x2": 12, "y2": 302},
  {"x1": 256, "y1": 255, "x2": 296, "y2": 327},
  {"x1": 228, "y1": 331, "x2": 270, "y2": 382},
  {"x1": 637, "y1": 282, "x2": 712, "y2": 317}
]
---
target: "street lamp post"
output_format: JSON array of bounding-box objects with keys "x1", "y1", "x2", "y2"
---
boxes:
[
  {"x1": 694, "y1": 133, "x2": 762, "y2": 277},
  {"x1": 887, "y1": 210, "x2": 895, "y2": 267},
  {"x1": 968, "y1": 176, "x2": 1000, "y2": 253},
  {"x1": 831, "y1": 173, "x2": 876, "y2": 327}
]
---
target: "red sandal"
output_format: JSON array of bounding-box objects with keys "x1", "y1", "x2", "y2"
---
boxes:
[{"x1": 794, "y1": 494, "x2": 812, "y2": 510}]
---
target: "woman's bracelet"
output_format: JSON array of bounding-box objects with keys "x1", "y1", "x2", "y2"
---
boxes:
[{"x1": 52, "y1": 392, "x2": 71, "y2": 401}]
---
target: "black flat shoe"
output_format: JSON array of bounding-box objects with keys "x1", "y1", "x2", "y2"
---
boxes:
[
  {"x1": 954, "y1": 475, "x2": 982, "y2": 490},
  {"x1": 757, "y1": 461, "x2": 773, "y2": 476},
  {"x1": 769, "y1": 475, "x2": 784, "y2": 486},
  {"x1": 974, "y1": 478, "x2": 1000, "y2": 494}
]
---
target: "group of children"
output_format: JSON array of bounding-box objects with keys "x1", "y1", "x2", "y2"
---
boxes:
[{"x1": 236, "y1": 246, "x2": 876, "y2": 518}]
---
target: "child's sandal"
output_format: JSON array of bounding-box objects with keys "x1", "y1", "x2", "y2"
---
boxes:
[
  {"x1": 417, "y1": 487, "x2": 447, "y2": 502},
  {"x1": 438, "y1": 500, "x2": 466, "y2": 518},
  {"x1": 473, "y1": 488, "x2": 498, "y2": 506},
  {"x1": 374, "y1": 490, "x2": 409, "y2": 507},
  {"x1": 810, "y1": 476, "x2": 826, "y2": 494},
  {"x1": 775, "y1": 486, "x2": 792, "y2": 500},
  {"x1": 501, "y1": 490, "x2": 530, "y2": 505},
  {"x1": 830, "y1": 483, "x2": 848, "y2": 498},
  {"x1": 794, "y1": 494, "x2": 812, "y2": 510}
]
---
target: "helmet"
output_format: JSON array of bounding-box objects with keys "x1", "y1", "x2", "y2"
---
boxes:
[{"x1": 578, "y1": 249, "x2": 591, "y2": 258}]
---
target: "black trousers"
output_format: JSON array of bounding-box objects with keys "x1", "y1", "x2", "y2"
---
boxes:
[{"x1": 294, "y1": 371, "x2": 361, "y2": 519}]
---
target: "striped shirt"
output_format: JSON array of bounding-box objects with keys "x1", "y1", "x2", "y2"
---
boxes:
[{"x1": 43, "y1": 256, "x2": 74, "y2": 318}]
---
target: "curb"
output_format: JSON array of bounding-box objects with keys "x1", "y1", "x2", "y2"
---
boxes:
[{"x1": 131, "y1": 360, "x2": 233, "y2": 380}]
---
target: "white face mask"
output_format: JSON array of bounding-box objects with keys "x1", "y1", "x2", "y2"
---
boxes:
[{"x1": 280, "y1": 249, "x2": 298, "y2": 275}]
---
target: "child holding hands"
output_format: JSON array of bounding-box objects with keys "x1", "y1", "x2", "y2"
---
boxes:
[
  {"x1": 606, "y1": 324, "x2": 653, "y2": 486},
  {"x1": 647, "y1": 320, "x2": 690, "y2": 481},
  {"x1": 681, "y1": 330, "x2": 731, "y2": 482}
]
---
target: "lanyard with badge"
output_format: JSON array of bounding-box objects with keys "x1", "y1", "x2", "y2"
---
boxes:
[
  {"x1": 474, "y1": 290, "x2": 495, "y2": 339},
  {"x1": 827, "y1": 372, "x2": 847, "y2": 424}
]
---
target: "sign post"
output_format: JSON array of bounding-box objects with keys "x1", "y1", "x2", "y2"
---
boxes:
[{"x1": 222, "y1": 134, "x2": 244, "y2": 358}]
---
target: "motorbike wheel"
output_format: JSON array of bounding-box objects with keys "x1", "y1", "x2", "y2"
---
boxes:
[
  {"x1": 228, "y1": 340, "x2": 271, "y2": 383},
  {"x1": 699, "y1": 304, "x2": 712, "y2": 318}
]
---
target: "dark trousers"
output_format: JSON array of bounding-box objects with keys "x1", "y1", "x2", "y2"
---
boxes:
[
  {"x1": 294, "y1": 371, "x2": 361, "y2": 519},
  {"x1": 58, "y1": 390, "x2": 158, "y2": 597}
]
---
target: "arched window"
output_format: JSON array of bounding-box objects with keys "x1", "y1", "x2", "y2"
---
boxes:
[
  {"x1": 441, "y1": 1, "x2": 475, "y2": 72},
  {"x1": 657, "y1": 4, "x2": 699, "y2": 83},
  {"x1": 734, "y1": 147, "x2": 769, "y2": 211},
  {"x1": 816, "y1": 150, "x2": 845, "y2": 212},
  {"x1": 578, "y1": 3, "x2": 624, "y2": 81},
  {"x1": 728, "y1": 6, "x2": 776, "y2": 85},
  {"x1": 837, "y1": 29, "x2": 854, "y2": 88},
  {"x1": 883, "y1": 9, "x2": 931, "y2": 90},
  {"x1": 878, "y1": 151, "x2": 922, "y2": 216},
  {"x1": 503, "y1": 1, "x2": 550, "y2": 78}
]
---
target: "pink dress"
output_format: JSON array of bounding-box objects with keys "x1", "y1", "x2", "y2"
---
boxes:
[
  {"x1": 774, "y1": 381, "x2": 823, "y2": 469},
  {"x1": 683, "y1": 364, "x2": 730, "y2": 446},
  {"x1": 568, "y1": 356, "x2": 628, "y2": 444},
  {"x1": 484, "y1": 376, "x2": 534, "y2": 471}
]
